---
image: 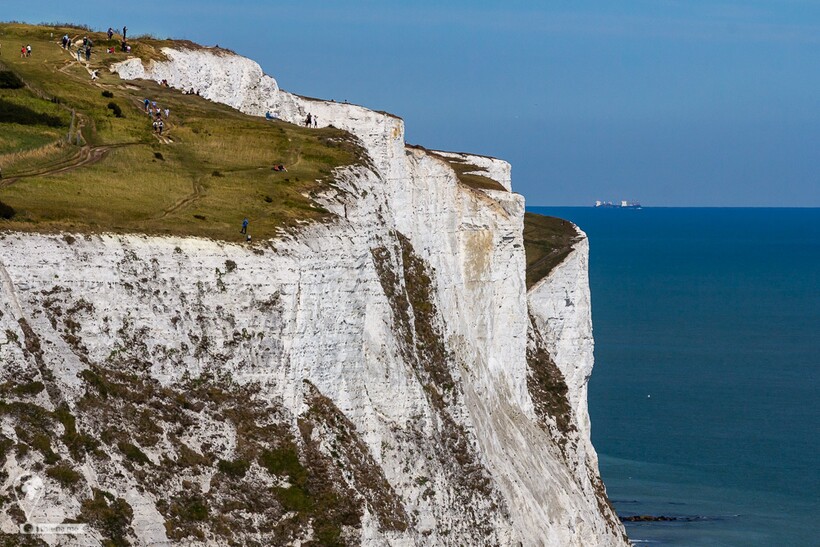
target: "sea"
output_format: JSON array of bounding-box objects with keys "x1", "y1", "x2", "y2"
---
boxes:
[{"x1": 528, "y1": 207, "x2": 820, "y2": 546}]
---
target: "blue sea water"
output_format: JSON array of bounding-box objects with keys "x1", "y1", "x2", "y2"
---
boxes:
[{"x1": 528, "y1": 207, "x2": 820, "y2": 546}]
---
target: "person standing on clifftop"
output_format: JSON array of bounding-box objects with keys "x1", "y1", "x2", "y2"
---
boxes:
[
  {"x1": 241, "y1": 218, "x2": 249, "y2": 234},
  {"x1": 123, "y1": 26, "x2": 128, "y2": 40}
]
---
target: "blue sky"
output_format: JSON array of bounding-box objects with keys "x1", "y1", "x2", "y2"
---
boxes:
[{"x1": 4, "y1": 1, "x2": 819, "y2": 206}]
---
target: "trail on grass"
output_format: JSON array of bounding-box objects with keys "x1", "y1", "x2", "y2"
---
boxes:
[
  {"x1": 0, "y1": 142, "x2": 136, "y2": 188},
  {"x1": 158, "y1": 175, "x2": 205, "y2": 218}
]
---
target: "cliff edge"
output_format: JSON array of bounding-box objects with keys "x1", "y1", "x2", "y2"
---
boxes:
[{"x1": 0, "y1": 26, "x2": 627, "y2": 546}]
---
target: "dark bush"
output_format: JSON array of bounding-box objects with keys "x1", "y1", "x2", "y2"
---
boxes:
[
  {"x1": 117, "y1": 441, "x2": 149, "y2": 464},
  {"x1": 46, "y1": 463, "x2": 82, "y2": 487},
  {"x1": 79, "y1": 489, "x2": 134, "y2": 545},
  {"x1": 153, "y1": 151, "x2": 164, "y2": 160},
  {"x1": 0, "y1": 201, "x2": 15, "y2": 220},
  {"x1": 211, "y1": 170, "x2": 223, "y2": 177},
  {"x1": 101, "y1": 90, "x2": 114, "y2": 98},
  {"x1": 217, "y1": 458, "x2": 249, "y2": 478},
  {"x1": 106, "y1": 102, "x2": 123, "y2": 118},
  {"x1": 12, "y1": 381, "x2": 44, "y2": 396},
  {"x1": 170, "y1": 494, "x2": 209, "y2": 522},
  {"x1": 0, "y1": 71, "x2": 24, "y2": 89}
]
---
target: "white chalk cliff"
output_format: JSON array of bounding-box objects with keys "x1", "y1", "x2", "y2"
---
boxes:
[{"x1": 0, "y1": 46, "x2": 628, "y2": 546}]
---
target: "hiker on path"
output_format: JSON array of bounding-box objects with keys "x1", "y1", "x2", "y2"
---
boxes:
[
  {"x1": 313, "y1": 115, "x2": 318, "y2": 128},
  {"x1": 158, "y1": 120, "x2": 164, "y2": 135},
  {"x1": 85, "y1": 47, "x2": 91, "y2": 61},
  {"x1": 305, "y1": 113, "x2": 312, "y2": 127},
  {"x1": 21, "y1": 45, "x2": 26, "y2": 58},
  {"x1": 164, "y1": 108, "x2": 170, "y2": 119},
  {"x1": 26, "y1": 44, "x2": 31, "y2": 57},
  {"x1": 241, "y1": 218, "x2": 249, "y2": 234},
  {"x1": 91, "y1": 70, "x2": 98, "y2": 81},
  {"x1": 107, "y1": 28, "x2": 114, "y2": 40},
  {"x1": 144, "y1": 98, "x2": 150, "y2": 112},
  {"x1": 123, "y1": 26, "x2": 128, "y2": 40}
]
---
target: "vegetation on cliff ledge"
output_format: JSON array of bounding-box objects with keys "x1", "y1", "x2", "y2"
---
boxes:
[
  {"x1": 0, "y1": 22, "x2": 363, "y2": 241},
  {"x1": 523, "y1": 212, "x2": 582, "y2": 288}
]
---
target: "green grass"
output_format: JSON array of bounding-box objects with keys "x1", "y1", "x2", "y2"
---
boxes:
[
  {"x1": 0, "y1": 86, "x2": 71, "y2": 170},
  {"x1": 0, "y1": 122, "x2": 64, "y2": 153},
  {"x1": 422, "y1": 148, "x2": 507, "y2": 192},
  {"x1": 0, "y1": 22, "x2": 364, "y2": 241},
  {"x1": 439, "y1": 155, "x2": 506, "y2": 192},
  {"x1": 523, "y1": 212, "x2": 582, "y2": 289}
]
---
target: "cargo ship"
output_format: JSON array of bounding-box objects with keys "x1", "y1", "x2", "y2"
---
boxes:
[{"x1": 595, "y1": 200, "x2": 642, "y2": 209}]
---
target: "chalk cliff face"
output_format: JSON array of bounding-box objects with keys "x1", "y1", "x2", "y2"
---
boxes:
[{"x1": 0, "y1": 47, "x2": 627, "y2": 546}]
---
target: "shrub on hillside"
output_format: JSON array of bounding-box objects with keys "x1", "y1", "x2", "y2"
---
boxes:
[
  {"x1": 0, "y1": 71, "x2": 25, "y2": 89},
  {"x1": 101, "y1": 90, "x2": 114, "y2": 98},
  {"x1": 0, "y1": 201, "x2": 16, "y2": 220},
  {"x1": 107, "y1": 102, "x2": 124, "y2": 118}
]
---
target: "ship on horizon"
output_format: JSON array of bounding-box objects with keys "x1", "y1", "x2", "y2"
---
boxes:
[{"x1": 595, "y1": 200, "x2": 642, "y2": 209}]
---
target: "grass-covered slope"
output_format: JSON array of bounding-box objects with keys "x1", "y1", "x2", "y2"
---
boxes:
[
  {"x1": 0, "y1": 22, "x2": 363, "y2": 241},
  {"x1": 523, "y1": 212, "x2": 582, "y2": 289}
]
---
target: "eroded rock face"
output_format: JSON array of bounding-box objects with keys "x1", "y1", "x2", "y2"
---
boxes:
[{"x1": 0, "y1": 48, "x2": 625, "y2": 545}]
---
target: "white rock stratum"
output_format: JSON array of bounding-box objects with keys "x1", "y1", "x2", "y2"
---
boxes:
[{"x1": 0, "y1": 46, "x2": 628, "y2": 546}]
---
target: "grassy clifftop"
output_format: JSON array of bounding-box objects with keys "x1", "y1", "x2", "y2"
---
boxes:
[
  {"x1": 0, "y1": 22, "x2": 363, "y2": 241},
  {"x1": 0, "y1": 22, "x2": 579, "y2": 285}
]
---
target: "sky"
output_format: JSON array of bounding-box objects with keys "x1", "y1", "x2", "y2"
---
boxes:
[{"x1": 3, "y1": 1, "x2": 819, "y2": 206}]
